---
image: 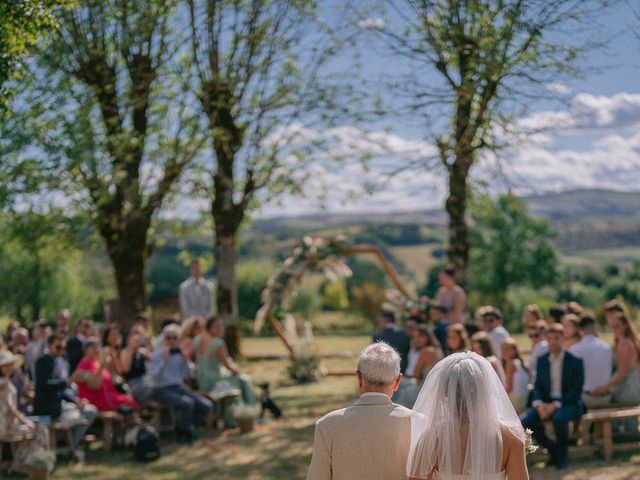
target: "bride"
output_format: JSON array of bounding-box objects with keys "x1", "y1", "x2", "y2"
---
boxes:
[{"x1": 407, "y1": 352, "x2": 529, "y2": 480}]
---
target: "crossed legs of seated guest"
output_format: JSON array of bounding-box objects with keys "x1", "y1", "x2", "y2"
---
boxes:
[
  {"x1": 154, "y1": 385, "x2": 213, "y2": 441},
  {"x1": 522, "y1": 405, "x2": 581, "y2": 468}
]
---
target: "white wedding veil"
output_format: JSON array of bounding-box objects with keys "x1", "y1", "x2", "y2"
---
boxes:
[{"x1": 407, "y1": 351, "x2": 525, "y2": 479}]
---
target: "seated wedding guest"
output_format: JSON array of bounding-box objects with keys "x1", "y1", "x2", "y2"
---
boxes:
[
  {"x1": 566, "y1": 301, "x2": 583, "y2": 317},
  {"x1": 181, "y1": 316, "x2": 205, "y2": 360},
  {"x1": 33, "y1": 334, "x2": 97, "y2": 453},
  {"x1": 406, "y1": 315, "x2": 420, "y2": 337},
  {"x1": 8, "y1": 356, "x2": 32, "y2": 414},
  {"x1": 25, "y1": 320, "x2": 50, "y2": 381},
  {"x1": 482, "y1": 307, "x2": 510, "y2": 360},
  {"x1": 429, "y1": 303, "x2": 450, "y2": 355},
  {"x1": 561, "y1": 314, "x2": 581, "y2": 350},
  {"x1": 372, "y1": 310, "x2": 411, "y2": 373},
  {"x1": 569, "y1": 316, "x2": 613, "y2": 408},
  {"x1": 547, "y1": 304, "x2": 566, "y2": 325},
  {"x1": 75, "y1": 339, "x2": 138, "y2": 412},
  {"x1": 502, "y1": 338, "x2": 530, "y2": 412},
  {"x1": 521, "y1": 324, "x2": 584, "y2": 470},
  {"x1": 604, "y1": 299, "x2": 625, "y2": 328},
  {"x1": 403, "y1": 318, "x2": 421, "y2": 381},
  {"x1": 154, "y1": 317, "x2": 181, "y2": 350},
  {"x1": 393, "y1": 326, "x2": 443, "y2": 408},
  {"x1": 126, "y1": 314, "x2": 152, "y2": 348},
  {"x1": 120, "y1": 328, "x2": 153, "y2": 404},
  {"x1": 522, "y1": 304, "x2": 545, "y2": 331},
  {"x1": 591, "y1": 314, "x2": 640, "y2": 405},
  {"x1": 66, "y1": 316, "x2": 93, "y2": 374},
  {"x1": 6, "y1": 320, "x2": 21, "y2": 344},
  {"x1": 471, "y1": 331, "x2": 506, "y2": 385},
  {"x1": 9, "y1": 327, "x2": 29, "y2": 355},
  {"x1": 56, "y1": 309, "x2": 71, "y2": 334},
  {"x1": 446, "y1": 323, "x2": 470, "y2": 354},
  {"x1": 102, "y1": 324, "x2": 124, "y2": 375},
  {"x1": 150, "y1": 325, "x2": 212, "y2": 442},
  {"x1": 307, "y1": 342, "x2": 413, "y2": 480},
  {"x1": 194, "y1": 316, "x2": 255, "y2": 427},
  {"x1": 435, "y1": 266, "x2": 467, "y2": 324},
  {"x1": 0, "y1": 351, "x2": 39, "y2": 474},
  {"x1": 526, "y1": 319, "x2": 549, "y2": 383}
]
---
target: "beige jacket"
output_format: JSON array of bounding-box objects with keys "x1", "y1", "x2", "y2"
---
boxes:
[{"x1": 307, "y1": 393, "x2": 413, "y2": 480}]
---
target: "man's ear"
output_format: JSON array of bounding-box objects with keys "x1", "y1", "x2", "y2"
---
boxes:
[{"x1": 392, "y1": 373, "x2": 403, "y2": 393}]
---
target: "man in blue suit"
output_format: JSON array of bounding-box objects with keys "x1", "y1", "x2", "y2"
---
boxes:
[
  {"x1": 372, "y1": 311, "x2": 410, "y2": 373},
  {"x1": 521, "y1": 323, "x2": 584, "y2": 469}
]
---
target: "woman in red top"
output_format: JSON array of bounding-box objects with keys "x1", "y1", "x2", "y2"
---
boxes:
[{"x1": 75, "y1": 339, "x2": 138, "y2": 412}]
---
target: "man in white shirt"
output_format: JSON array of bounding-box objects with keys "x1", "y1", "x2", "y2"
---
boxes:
[
  {"x1": 569, "y1": 316, "x2": 613, "y2": 408},
  {"x1": 521, "y1": 324, "x2": 584, "y2": 470},
  {"x1": 179, "y1": 260, "x2": 215, "y2": 320},
  {"x1": 482, "y1": 307, "x2": 510, "y2": 360},
  {"x1": 526, "y1": 319, "x2": 549, "y2": 383},
  {"x1": 307, "y1": 342, "x2": 414, "y2": 480}
]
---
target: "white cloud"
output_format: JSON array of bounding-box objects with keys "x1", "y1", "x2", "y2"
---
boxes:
[
  {"x1": 517, "y1": 92, "x2": 640, "y2": 134},
  {"x1": 545, "y1": 83, "x2": 572, "y2": 95},
  {"x1": 358, "y1": 17, "x2": 385, "y2": 30},
  {"x1": 258, "y1": 91, "x2": 640, "y2": 218}
]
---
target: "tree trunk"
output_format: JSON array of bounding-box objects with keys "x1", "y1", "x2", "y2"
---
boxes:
[
  {"x1": 445, "y1": 159, "x2": 471, "y2": 290},
  {"x1": 214, "y1": 228, "x2": 240, "y2": 358},
  {"x1": 107, "y1": 238, "x2": 149, "y2": 331}
]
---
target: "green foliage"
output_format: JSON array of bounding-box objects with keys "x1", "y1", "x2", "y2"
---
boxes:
[
  {"x1": 147, "y1": 253, "x2": 189, "y2": 306},
  {"x1": 0, "y1": 0, "x2": 71, "y2": 107},
  {"x1": 0, "y1": 210, "x2": 113, "y2": 322},
  {"x1": 420, "y1": 263, "x2": 447, "y2": 299},
  {"x1": 346, "y1": 259, "x2": 386, "y2": 289},
  {"x1": 350, "y1": 282, "x2": 386, "y2": 323},
  {"x1": 469, "y1": 193, "x2": 559, "y2": 303},
  {"x1": 353, "y1": 223, "x2": 439, "y2": 246},
  {"x1": 290, "y1": 284, "x2": 322, "y2": 319},
  {"x1": 237, "y1": 261, "x2": 274, "y2": 321},
  {"x1": 321, "y1": 280, "x2": 349, "y2": 310}
]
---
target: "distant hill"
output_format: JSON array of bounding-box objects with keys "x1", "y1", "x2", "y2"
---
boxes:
[
  {"x1": 526, "y1": 189, "x2": 640, "y2": 221},
  {"x1": 252, "y1": 189, "x2": 640, "y2": 254}
]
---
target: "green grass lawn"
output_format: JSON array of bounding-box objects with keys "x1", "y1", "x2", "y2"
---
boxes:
[{"x1": 24, "y1": 335, "x2": 640, "y2": 479}]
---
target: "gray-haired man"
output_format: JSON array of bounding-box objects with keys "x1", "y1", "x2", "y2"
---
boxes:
[{"x1": 307, "y1": 342, "x2": 414, "y2": 480}]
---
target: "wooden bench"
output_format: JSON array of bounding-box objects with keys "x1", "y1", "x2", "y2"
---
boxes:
[
  {"x1": 97, "y1": 412, "x2": 125, "y2": 452},
  {"x1": 0, "y1": 432, "x2": 35, "y2": 472},
  {"x1": 579, "y1": 405, "x2": 640, "y2": 461},
  {"x1": 49, "y1": 422, "x2": 75, "y2": 457},
  {"x1": 201, "y1": 388, "x2": 241, "y2": 431},
  {"x1": 140, "y1": 402, "x2": 176, "y2": 434}
]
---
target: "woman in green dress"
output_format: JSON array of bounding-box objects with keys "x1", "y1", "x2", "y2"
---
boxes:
[{"x1": 194, "y1": 316, "x2": 256, "y2": 427}]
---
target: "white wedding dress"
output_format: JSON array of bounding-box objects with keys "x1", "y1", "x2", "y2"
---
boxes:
[{"x1": 407, "y1": 352, "x2": 525, "y2": 480}]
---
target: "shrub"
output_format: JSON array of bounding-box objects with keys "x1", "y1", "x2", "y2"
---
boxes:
[
  {"x1": 321, "y1": 280, "x2": 349, "y2": 310},
  {"x1": 351, "y1": 282, "x2": 386, "y2": 324}
]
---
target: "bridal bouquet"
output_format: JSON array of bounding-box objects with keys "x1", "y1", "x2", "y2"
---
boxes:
[{"x1": 524, "y1": 428, "x2": 539, "y2": 454}]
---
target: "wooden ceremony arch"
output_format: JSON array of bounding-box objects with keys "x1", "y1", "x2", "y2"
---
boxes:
[{"x1": 254, "y1": 236, "x2": 415, "y2": 353}]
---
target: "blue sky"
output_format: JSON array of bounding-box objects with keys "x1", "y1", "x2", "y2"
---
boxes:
[{"x1": 255, "y1": 1, "x2": 640, "y2": 218}]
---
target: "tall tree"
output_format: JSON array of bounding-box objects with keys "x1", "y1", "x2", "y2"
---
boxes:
[
  {"x1": 0, "y1": 0, "x2": 71, "y2": 108},
  {"x1": 11, "y1": 0, "x2": 204, "y2": 325},
  {"x1": 469, "y1": 193, "x2": 558, "y2": 305},
  {"x1": 360, "y1": 0, "x2": 608, "y2": 287},
  {"x1": 185, "y1": 0, "x2": 332, "y2": 355}
]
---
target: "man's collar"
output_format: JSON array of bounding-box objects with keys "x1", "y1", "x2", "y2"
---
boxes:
[
  {"x1": 549, "y1": 350, "x2": 564, "y2": 361},
  {"x1": 355, "y1": 392, "x2": 393, "y2": 406}
]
